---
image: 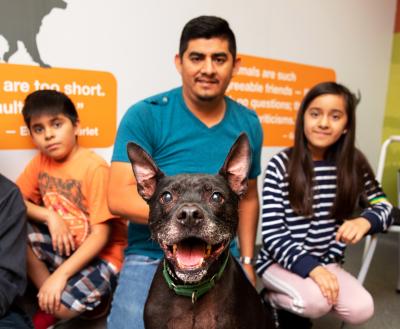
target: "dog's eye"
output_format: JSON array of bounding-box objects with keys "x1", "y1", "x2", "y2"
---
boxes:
[
  {"x1": 210, "y1": 192, "x2": 224, "y2": 204},
  {"x1": 160, "y1": 191, "x2": 173, "y2": 204}
]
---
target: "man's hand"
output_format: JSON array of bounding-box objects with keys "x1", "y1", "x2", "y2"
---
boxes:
[
  {"x1": 242, "y1": 263, "x2": 257, "y2": 286},
  {"x1": 37, "y1": 271, "x2": 68, "y2": 314},
  {"x1": 336, "y1": 217, "x2": 371, "y2": 245},
  {"x1": 309, "y1": 265, "x2": 339, "y2": 305},
  {"x1": 47, "y1": 209, "x2": 75, "y2": 256}
]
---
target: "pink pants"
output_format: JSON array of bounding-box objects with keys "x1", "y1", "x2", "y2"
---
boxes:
[{"x1": 262, "y1": 263, "x2": 374, "y2": 325}]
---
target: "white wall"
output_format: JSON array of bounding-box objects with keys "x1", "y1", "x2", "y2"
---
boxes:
[{"x1": 0, "y1": 0, "x2": 396, "y2": 244}]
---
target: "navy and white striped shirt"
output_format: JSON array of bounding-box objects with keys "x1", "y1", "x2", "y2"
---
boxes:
[{"x1": 255, "y1": 151, "x2": 392, "y2": 278}]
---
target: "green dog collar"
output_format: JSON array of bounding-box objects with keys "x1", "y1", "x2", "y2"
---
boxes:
[{"x1": 162, "y1": 253, "x2": 230, "y2": 304}]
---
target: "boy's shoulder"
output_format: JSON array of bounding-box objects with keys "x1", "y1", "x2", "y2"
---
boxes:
[{"x1": 74, "y1": 148, "x2": 109, "y2": 169}]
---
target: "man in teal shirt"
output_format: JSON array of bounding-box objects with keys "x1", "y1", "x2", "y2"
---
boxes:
[{"x1": 108, "y1": 15, "x2": 263, "y2": 329}]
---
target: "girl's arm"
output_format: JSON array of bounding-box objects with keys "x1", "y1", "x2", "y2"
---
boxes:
[
  {"x1": 259, "y1": 155, "x2": 319, "y2": 278},
  {"x1": 359, "y1": 172, "x2": 393, "y2": 233},
  {"x1": 37, "y1": 221, "x2": 110, "y2": 314},
  {"x1": 336, "y1": 170, "x2": 393, "y2": 245}
]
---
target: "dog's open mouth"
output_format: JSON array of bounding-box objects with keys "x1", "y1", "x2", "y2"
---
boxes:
[{"x1": 162, "y1": 238, "x2": 226, "y2": 270}]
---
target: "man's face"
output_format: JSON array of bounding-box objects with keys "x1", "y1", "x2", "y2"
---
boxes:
[{"x1": 175, "y1": 37, "x2": 240, "y2": 104}]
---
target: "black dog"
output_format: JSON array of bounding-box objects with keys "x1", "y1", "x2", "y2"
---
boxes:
[{"x1": 127, "y1": 134, "x2": 274, "y2": 329}]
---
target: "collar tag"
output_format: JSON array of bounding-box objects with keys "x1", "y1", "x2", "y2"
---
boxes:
[{"x1": 192, "y1": 291, "x2": 197, "y2": 304}]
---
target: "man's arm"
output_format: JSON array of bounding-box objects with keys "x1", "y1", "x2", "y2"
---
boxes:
[
  {"x1": 107, "y1": 161, "x2": 149, "y2": 223},
  {"x1": 237, "y1": 178, "x2": 259, "y2": 286},
  {"x1": 0, "y1": 182, "x2": 27, "y2": 317}
]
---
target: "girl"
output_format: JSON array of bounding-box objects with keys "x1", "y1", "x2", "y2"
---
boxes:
[{"x1": 255, "y1": 82, "x2": 392, "y2": 327}]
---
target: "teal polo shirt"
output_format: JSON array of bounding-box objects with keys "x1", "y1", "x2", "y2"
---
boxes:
[{"x1": 112, "y1": 87, "x2": 263, "y2": 259}]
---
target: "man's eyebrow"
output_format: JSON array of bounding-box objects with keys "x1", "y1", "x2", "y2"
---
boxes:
[
  {"x1": 188, "y1": 51, "x2": 228, "y2": 57},
  {"x1": 188, "y1": 51, "x2": 205, "y2": 57},
  {"x1": 212, "y1": 52, "x2": 228, "y2": 57}
]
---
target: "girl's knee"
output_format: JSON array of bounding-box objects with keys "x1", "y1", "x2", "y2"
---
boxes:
[
  {"x1": 344, "y1": 294, "x2": 374, "y2": 325},
  {"x1": 287, "y1": 290, "x2": 331, "y2": 319},
  {"x1": 302, "y1": 299, "x2": 331, "y2": 319}
]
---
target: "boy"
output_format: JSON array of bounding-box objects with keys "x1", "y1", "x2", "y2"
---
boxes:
[{"x1": 16, "y1": 90, "x2": 127, "y2": 329}]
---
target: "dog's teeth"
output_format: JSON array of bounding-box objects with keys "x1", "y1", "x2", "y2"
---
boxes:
[
  {"x1": 206, "y1": 244, "x2": 211, "y2": 257},
  {"x1": 173, "y1": 244, "x2": 177, "y2": 255}
]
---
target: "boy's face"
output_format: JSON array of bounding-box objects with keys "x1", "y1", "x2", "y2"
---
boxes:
[{"x1": 29, "y1": 113, "x2": 80, "y2": 162}]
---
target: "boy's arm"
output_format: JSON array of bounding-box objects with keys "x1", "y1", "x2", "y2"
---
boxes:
[
  {"x1": 37, "y1": 221, "x2": 110, "y2": 314},
  {"x1": 24, "y1": 200, "x2": 75, "y2": 256},
  {"x1": 108, "y1": 161, "x2": 149, "y2": 223},
  {"x1": 237, "y1": 179, "x2": 259, "y2": 286}
]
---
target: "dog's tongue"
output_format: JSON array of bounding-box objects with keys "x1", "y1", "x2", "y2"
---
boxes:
[{"x1": 175, "y1": 243, "x2": 205, "y2": 268}]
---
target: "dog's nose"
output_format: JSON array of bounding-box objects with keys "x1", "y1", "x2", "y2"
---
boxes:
[{"x1": 176, "y1": 205, "x2": 204, "y2": 226}]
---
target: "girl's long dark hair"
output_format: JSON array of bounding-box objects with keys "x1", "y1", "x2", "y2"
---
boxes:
[{"x1": 287, "y1": 81, "x2": 374, "y2": 220}]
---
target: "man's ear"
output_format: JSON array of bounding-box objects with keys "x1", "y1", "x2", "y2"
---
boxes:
[
  {"x1": 219, "y1": 133, "x2": 251, "y2": 197},
  {"x1": 127, "y1": 143, "x2": 164, "y2": 201},
  {"x1": 232, "y1": 57, "x2": 241, "y2": 77},
  {"x1": 174, "y1": 54, "x2": 182, "y2": 75}
]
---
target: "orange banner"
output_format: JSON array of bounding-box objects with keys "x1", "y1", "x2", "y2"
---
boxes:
[
  {"x1": 227, "y1": 54, "x2": 336, "y2": 147},
  {"x1": 0, "y1": 64, "x2": 117, "y2": 149}
]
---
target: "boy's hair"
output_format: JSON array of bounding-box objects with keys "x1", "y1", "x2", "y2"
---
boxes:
[
  {"x1": 22, "y1": 90, "x2": 79, "y2": 129},
  {"x1": 287, "y1": 81, "x2": 374, "y2": 219},
  {"x1": 179, "y1": 15, "x2": 237, "y2": 59}
]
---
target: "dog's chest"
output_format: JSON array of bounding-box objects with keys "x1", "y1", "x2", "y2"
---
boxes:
[
  {"x1": 159, "y1": 294, "x2": 236, "y2": 329},
  {"x1": 145, "y1": 267, "x2": 240, "y2": 329}
]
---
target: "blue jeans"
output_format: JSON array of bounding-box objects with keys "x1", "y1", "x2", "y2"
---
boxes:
[
  {"x1": 107, "y1": 254, "x2": 160, "y2": 329},
  {"x1": 0, "y1": 307, "x2": 33, "y2": 329}
]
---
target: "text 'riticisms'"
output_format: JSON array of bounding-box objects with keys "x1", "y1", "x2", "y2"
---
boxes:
[{"x1": 226, "y1": 54, "x2": 335, "y2": 147}]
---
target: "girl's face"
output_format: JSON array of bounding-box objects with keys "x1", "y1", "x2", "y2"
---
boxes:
[{"x1": 303, "y1": 94, "x2": 348, "y2": 160}]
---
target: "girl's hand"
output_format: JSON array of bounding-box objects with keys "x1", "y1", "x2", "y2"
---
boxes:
[
  {"x1": 37, "y1": 271, "x2": 68, "y2": 314},
  {"x1": 309, "y1": 265, "x2": 339, "y2": 305},
  {"x1": 335, "y1": 217, "x2": 371, "y2": 245},
  {"x1": 47, "y1": 209, "x2": 76, "y2": 256}
]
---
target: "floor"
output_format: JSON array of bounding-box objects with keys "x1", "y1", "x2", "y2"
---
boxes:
[{"x1": 52, "y1": 232, "x2": 400, "y2": 328}]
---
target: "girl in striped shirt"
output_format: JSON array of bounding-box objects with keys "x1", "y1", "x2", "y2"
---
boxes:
[{"x1": 256, "y1": 82, "x2": 392, "y2": 327}]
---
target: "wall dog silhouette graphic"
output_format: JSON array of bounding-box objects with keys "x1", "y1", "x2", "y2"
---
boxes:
[{"x1": 0, "y1": 0, "x2": 67, "y2": 67}]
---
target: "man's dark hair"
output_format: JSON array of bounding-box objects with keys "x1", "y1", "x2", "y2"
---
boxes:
[
  {"x1": 179, "y1": 16, "x2": 237, "y2": 59},
  {"x1": 22, "y1": 89, "x2": 79, "y2": 129}
]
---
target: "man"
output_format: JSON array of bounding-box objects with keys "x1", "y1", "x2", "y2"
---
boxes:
[
  {"x1": 0, "y1": 174, "x2": 32, "y2": 329},
  {"x1": 107, "y1": 16, "x2": 263, "y2": 329}
]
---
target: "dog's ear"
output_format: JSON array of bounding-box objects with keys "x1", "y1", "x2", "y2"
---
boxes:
[
  {"x1": 127, "y1": 143, "x2": 164, "y2": 201},
  {"x1": 219, "y1": 133, "x2": 251, "y2": 197}
]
